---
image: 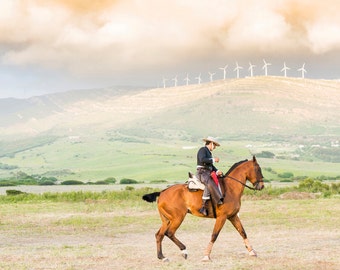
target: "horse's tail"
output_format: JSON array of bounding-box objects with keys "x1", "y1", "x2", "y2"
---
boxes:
[{"x1": 142, "y1": 192, "x2": 161, "y2": 203}]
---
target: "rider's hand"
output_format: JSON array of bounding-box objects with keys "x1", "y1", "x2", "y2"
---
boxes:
[
  {"x1": 216, "y1": 170, "x2": 223, "y2": 176},
  {"x1": 214, "y1": 157, "x2": 220, "y2": 163}
]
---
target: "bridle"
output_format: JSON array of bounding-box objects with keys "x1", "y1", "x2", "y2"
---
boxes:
[{"x1": 223, "y1": 162, "x2": 264, "y2": 191}]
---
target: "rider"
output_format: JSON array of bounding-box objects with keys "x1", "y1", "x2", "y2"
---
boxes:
[{"x1": 196, "y1": 136, "x2": 224, "y2": 216}]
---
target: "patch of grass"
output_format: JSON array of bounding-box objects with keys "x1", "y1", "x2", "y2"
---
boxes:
[
  {"x1": 0, "y1": 187, "x2": 159, "y2": 203},
  {"x1": 0, "y1": 136, "x2": 339, "y2": 183},
  {"x1": 0, "y1": 179, "x2": 338, "y2": 205},
  {"x1": 241, "y1": 198, "x2": 339, "y2": 230}
]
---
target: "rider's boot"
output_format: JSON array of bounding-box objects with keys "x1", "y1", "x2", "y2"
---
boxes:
[
  {"x1": 208, "y1": 181, "x2": 224, "y2": 205},
  {"x1": 199, "y1": 199, "x2": 209, "y2": 216}
]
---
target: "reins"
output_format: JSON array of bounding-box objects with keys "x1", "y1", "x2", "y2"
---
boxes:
[
  {"x1": 224, "y1": 175, "x2": 257, "y2": 190},
  {"x1": 222, "y1": 159, "x2": 264, "y2": 191}
]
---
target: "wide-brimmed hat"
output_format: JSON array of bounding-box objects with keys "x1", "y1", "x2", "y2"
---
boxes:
[{"x1": 202, "y1": 136, "x2": 220, "y2": 146}]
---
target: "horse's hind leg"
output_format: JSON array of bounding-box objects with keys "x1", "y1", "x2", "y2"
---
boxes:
[
  {"x1": 229, "y1": 214, "x2": 257, "y2": 256},
  {"x1": 155, "y1": 215, "x2": 170, "y2": 261},
  {"x1": 156, "y1": 211, "x2": 187, "y2": 261},
  {"x1": 164, "y1": 214, "x2": 188, "y2": 259}
]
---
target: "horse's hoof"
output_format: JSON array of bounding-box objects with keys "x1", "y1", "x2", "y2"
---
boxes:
[
  {"x1": 181, "y1": 249, "x2": 188, "y2": 259},
  {"x1": 249, "y1": 249, "x2": 257, "y2": 257},
  {"x1": 201, "y1": 255, "x2": 211, "y2": 262},
  {"x1": 162, "y1": 257, "x2": 170, "y2": 262}
]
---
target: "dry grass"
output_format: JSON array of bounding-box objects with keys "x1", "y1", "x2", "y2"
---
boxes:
[
  {"x1": 2, "y1": 76, "x2": 339, "y2": 136},
  {"x1": 0, "y1": 198, "x2": 339, "y2": 269}
]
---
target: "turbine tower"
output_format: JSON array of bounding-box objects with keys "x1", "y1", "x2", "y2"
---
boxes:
[
  {"x1": 208, "y1": 72, "x2": 215, "y2": 82},
  {"x1": 298, "y1": 63, "x2": 307, "y2": 79},
  {"x1": 172, "y1": 75, "x2": 178, "y2": 87},
  {"x1": 184, "y1": 73, "x2": 190, "y2": 86},
  {"x1": 219, "y1": 65, "x2": 228, "y2": 80},
  {"x1": 262, "y1": 59, "x2": 271, "y2": 76},
  {"x1": 248, "y1": 62, "x2": 256, "y2": 77},
  {"x1": 281, "y1": 62, "x2": 290, "y2": 77},
  {"x1": 234, "y1": 62, "x2": 243, "y2": 79},
  {"x1": 162, "y1": 77, "x2": 168, "y2": 88},
  {"x1": 195, "y1": 73, "x2": 202, "y2": 84}
]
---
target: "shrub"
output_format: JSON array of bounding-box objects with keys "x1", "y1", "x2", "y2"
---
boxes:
[
  {"x1": 6, "y1": 190, "x2": 27, "y2": 196},
  {"x1": 0, "y1": 181, "x2": 16, "y2": 187},
  {"x1": 96, "y1": 181, "x2": 108, "y2": 185},
  {"x1": 297, "y1": 178, "x2": 329, "y2": 193},
  {"x1": 103, "y1": 177, "x2": 116, "y2": 184},
  {"x1": 280, "y1": 179, "x2": 293, "y2": 182},
  {"x1": 264, "y1": 167, "x2": 277, "y2": 174},
  {"x1": 120, "y1": 178, "x2": 138, "y2": 184},
  {"x1": 39, "y1": 176, "x2": 58, "y2": 184},
  {"x1": 150, "y1": 179, "x2": 168, "y2": 183},
  {"x1": 330, "y1": 183, "x2": 340, "y2": 194},
  {"x1": 39, "y1": 180, "x2": 55, "y2": 186},
  {"x1": 257, "y1": 151, "x2": 275, "y2": 158},
  {"x1": 61, "y1": 180, "x2": 84, "y2": 185},
  {"x1": 278, "y1": 172, "x2": 294, "y2": 178}
]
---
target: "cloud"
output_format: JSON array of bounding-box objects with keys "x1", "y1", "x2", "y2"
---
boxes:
[
  {"x1": 307, "y1": 18, "x2": 340, "y2": 53},
  {"x1": 0, "y1": 0, "x2": 340, "y2": 84}
]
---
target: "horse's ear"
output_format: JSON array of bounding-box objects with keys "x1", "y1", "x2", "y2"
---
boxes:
[
  {"x1": 253, "y1": 155, "x2": 256, "y2": 162},
  {"x1": 188, "y1": 172, "x2": 194, "y2": 178}
]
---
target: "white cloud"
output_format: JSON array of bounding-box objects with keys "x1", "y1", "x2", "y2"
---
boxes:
[
  {"x1": 0, "y1": 0, "x2": 340, "y2": 97},
  {"x1": 307, "y1": 19, "x2": 340, "y2": 53}
]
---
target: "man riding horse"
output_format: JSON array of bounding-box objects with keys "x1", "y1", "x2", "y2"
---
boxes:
[
  {"x1": 142, "y1": 154, "x2": 265, "y2": 261},
  {"x1": 196, "y1": 136, "x2": 224, "y2": 216}
]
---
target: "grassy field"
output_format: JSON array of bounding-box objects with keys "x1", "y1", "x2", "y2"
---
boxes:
[
  {"x1": 0, "y1": 136, "x2": 339, "y2": 183},
  {"x1": 0, "y1": 190, "x2": 339, "y2": 270},
  {"x1": 0, "y1": 77, "x2": 339, "y2": 183}
]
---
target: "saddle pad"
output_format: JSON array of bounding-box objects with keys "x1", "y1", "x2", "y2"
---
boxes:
[{"x1": 187, "y1": 174, "x2": 205, "y2": 190}]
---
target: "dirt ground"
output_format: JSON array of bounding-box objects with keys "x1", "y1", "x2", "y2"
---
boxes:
[{"x1": 0, "y1": 198, "x2": 339, "y2": 270}]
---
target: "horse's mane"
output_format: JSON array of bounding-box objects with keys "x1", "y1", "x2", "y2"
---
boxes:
[{"x1": 225, "y1": 159, "x2": 248, "y2": 176}]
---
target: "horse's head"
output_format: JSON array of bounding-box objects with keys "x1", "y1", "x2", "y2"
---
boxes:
[{"x1": 248, "y1": 156, "x2": 264, "y2": 190}]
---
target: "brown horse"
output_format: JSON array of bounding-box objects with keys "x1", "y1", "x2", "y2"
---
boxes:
[{"x1": 142, "y1": 156, "x2": 264, "y2": 262}]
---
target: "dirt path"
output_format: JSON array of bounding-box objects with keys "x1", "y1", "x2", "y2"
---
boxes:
[{"x1": 0, "y1": 199, "x2": 339, "y2": 269}]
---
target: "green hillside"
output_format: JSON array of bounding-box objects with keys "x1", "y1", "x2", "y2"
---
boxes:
[{"x1": 0, "y1": 76, "x2": 339, "y2": 182}]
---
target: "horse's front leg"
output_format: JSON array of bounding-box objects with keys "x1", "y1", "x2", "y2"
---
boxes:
[
  {"x1": 202, "y1": 216, "x2": 227, "y2": 262},
  {"x1": 229, "y1": 214, "x2": 257, "y2": 256}
]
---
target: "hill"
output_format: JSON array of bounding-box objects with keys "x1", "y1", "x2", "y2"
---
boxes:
[{"x1": 0, "y1": 76, "x2": 339, "y2": 181}]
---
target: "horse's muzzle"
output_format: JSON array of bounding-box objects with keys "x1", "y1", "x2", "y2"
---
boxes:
[{"x1": 255, "y1": 181, "x2": 264, "y2": 190}]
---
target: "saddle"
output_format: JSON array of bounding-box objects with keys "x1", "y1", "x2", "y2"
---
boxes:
[{"x1": 186, "y1": 172, "x2": 205, "y2": 191}]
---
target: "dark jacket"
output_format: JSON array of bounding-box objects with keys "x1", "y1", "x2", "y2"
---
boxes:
[{"x1": 197, "y1": 146, "x2": 217, "y2": 172}]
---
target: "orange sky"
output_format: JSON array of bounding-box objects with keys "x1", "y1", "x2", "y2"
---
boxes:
[{"x1": 0, "y1": 0, "x2": 340, "y2": 97}]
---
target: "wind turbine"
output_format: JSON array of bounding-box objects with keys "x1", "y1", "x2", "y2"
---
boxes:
[
  {"x1": 298, "y1": 63, "x2": 307, "y2": 79},
  {"x1": 162, "y1": 77, "x2": 168, "y2": 88},
  {"x1": 262, "y1": 59, "x2": 271, "y2": 76},
  {"x1": 234, "y1": 62, "x2": 243, "y2": 79},
  {"x1": 219, "y1": 65, "x2": 228, "y2": 80},
  {"x1": 281, "y1": 62, "x2": 290, "y2": 77},
  {"x1": 172, "y1": 75, "x2": 178, "y2": 87},
  {"x1": 248, "y1": 62, "x2": 256, "y2": 77},
  {"x1": 208, "y1": 72, "x2": 215, "y2": 82},
  {"x1": 195, "y1": 73, "x2": 202, "y2": 84},
  {"x1": 184, "y1": 73, "x2": 190, "y2": 86}
]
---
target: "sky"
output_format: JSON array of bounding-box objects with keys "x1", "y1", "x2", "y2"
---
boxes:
[{"x1": 0, "y1": 0, "x2": 340, "y2": 98}]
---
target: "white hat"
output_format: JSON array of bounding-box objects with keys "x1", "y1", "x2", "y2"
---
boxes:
[{"x1": 202, "y1": 136, "x2": 220, "y2": 146}]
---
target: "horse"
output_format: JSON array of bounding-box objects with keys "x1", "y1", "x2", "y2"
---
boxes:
[{"x1": 142, "y1": 156, "x2": 264, "y2": 262}]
